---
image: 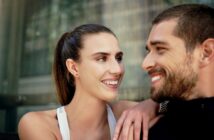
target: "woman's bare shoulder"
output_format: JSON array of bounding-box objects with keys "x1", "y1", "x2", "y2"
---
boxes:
[
  {"x1": 19, "y1": 109, "x2": 56, "y2": 126},
  {"x1": 18, "y1": 109, "x2": 61, "y2": 140}
]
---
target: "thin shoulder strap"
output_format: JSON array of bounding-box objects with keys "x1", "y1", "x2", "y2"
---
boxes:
[
  {"x1": 107, "y1": 104, "x2": 116, "y2": 139},
  {"x1": 56, "y1": 107, "x2": 71, "y2": 140}
]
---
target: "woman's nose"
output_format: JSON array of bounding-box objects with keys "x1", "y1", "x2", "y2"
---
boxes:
[{"x1": 109, "y1": 60, "x2": 124, "y2": 75}]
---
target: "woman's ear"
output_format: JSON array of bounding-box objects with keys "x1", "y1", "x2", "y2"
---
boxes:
[
  {"x1": 199, "y1": 38, "x2": 214, "y2": 67},
  {"x1": 66, "y1": 59, "x2": 79, "y2": 77}
]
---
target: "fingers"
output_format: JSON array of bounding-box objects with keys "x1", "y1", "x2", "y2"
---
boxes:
[
  {"x1": 142, "y1": 118, "x2": 149, "y2": 140},
  {"x1": 133, "y1": 118, "x2": 141, "y2": 140},
  {"x1": 128, "y1": 124, "x2": 134, "y2": 140},
  {"x1": 142, "y1": 115, "x2": 162, "y2": 140},
  {"x1": 119, "y1": 112, "x2": 133, "y2": 140},
  {"x1": 113, "y1": 111, "x2": 127, "y2": 140},
  {"x1": 120, "y1": 110, "x2": 142, "y2": 140},
  {"x1": 149, "y1": 115, "x2": 162, "y2": 128}
]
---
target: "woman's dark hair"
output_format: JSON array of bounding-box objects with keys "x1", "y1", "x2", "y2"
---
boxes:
[{"x1": 53, "y1": 24, "x2": 116, "y2": 105}]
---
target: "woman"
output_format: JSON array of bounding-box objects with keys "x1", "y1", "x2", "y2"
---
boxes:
[{"x1": 18, "y1": 24, "x2": 158, "y2": 140}]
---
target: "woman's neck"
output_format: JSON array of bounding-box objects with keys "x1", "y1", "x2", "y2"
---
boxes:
[{"x1": 65, "y1": 90, "x2": 109, "y2": 131}]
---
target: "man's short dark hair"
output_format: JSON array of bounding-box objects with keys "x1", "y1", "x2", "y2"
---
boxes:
[{"x1": 152, "y1": 4, "x2": 214, "y2": 51}]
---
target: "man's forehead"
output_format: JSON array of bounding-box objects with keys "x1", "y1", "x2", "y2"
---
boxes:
[
  {"x1": 151, "y1": 20, "x2": 177, "y2": 35},
  {"x1": 146, "y1": 20, "x2": 179, "y2": 46}
]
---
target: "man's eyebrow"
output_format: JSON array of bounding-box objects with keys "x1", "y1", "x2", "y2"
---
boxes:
[
  {"x1": 150, "y1": 41, "x2": 168, "y2": 46},
  {"x1": 145, "y1": 41, "x2": 169, "y2": 51}
]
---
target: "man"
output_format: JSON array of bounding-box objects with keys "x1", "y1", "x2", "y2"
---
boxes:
[{"x1": 113, "y1": 4, "x2": 214, "y2": 140}]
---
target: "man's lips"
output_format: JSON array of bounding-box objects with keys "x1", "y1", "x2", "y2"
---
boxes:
[
  {"x1": 151, "y1": 75, "x2": 161, "y2": 83},
  {"x1": 148, "y1": 67, "x2": 166, "y2": 84}
]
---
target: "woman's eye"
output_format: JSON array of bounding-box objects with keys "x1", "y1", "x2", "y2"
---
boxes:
[
  {"x1": 97, "y1": 57, "x2": 107, "y2": 62},
  {"x1": 116, "y1": 55, "x2": 123, "y2": 63}
]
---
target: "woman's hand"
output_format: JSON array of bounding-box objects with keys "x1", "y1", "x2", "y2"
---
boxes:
[{"x1": 113, "y1": 99, "x2": 160, "y2": 140}]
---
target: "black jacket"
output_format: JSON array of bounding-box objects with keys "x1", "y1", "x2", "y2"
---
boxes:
[{"x1": 148, "y1": 98, "x2": 214, "y2": 140}]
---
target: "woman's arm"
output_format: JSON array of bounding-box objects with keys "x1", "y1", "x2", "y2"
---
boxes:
[{"x1": 18, "y1": 112, "x2": 56, "y2": 140}]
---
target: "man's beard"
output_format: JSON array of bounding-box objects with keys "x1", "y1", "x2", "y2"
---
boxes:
[{"x1": 150, "y1": 57, "x2": 198, "y2": 103}]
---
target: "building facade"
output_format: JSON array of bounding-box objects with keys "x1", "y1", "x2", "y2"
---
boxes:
[{"x1": 0, "y1": 0, "x2": 213, "y2": 133}]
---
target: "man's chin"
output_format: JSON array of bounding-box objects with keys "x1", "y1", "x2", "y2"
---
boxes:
[
  {"x1": 151, "y1": 89, "x2": 169, "y2": 103},
  {"x1": 151, "y1": 91, "x2": 161, "y2": 103}
]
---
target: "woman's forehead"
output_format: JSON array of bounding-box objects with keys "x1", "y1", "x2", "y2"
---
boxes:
[{"x1": 81, "y1": 32, "x2": 120, "y2": 52}]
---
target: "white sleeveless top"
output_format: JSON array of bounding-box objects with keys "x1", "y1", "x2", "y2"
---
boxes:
[{"x1": 56, "y1": 105, "x2": 116, "y2": 140}]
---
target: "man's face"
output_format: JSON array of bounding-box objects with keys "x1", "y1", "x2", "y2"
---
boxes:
[{"x1": 142, "y1": 19, "x2": 198, "y2": 102}]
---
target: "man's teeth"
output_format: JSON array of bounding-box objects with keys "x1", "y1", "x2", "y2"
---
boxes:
[
  {"x1": 151, "y1": 76, "x2": 161, "y2": 82},
  {"x1": 103, "y1": 80, "x2": 118, "y2": 85}
]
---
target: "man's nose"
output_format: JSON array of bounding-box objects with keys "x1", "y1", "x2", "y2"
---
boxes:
[{"x1": 142, "y1": 53, "x2": 156, "y2": 72}]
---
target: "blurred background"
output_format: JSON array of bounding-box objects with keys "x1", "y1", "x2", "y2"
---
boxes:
[{"x1": 0, "y1": 0, "x2": 213, "y2": 134}]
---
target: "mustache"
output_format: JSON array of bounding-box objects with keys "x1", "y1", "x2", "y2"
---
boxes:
[{"x1": 148, "y1": 67, "x2": 166, "y2": 75}]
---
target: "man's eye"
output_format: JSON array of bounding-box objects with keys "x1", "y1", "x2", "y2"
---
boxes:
[
  {"x1": 145, "y1": 47, "x2": 150, "y2": 54},
  {"x1": 145, "y1": 49, "x2": 150, "y2": 54},
  {"x1": 156, "y1": 47, "x2": 166, "y2": 54},
  {"x1": 156, "y1": 47, "x2": 164, "y2": 51}
]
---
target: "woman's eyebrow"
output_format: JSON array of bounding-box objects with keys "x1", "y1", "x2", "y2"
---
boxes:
[{"x1": 92, "y1": 52, "x2": 109, "y2": 57}]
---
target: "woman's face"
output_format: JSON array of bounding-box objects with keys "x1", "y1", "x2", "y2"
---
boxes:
[{"x1": 74, "y1": 32, "x2": 124, "y2": 102}]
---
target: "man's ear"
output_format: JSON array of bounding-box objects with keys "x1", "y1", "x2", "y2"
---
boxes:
[
  {"x1": 200, "y1": 38, "x2": 214, "y2": 67},
  {"x1": 66, "y1": 59, "x2": 79, "y2": 77}
]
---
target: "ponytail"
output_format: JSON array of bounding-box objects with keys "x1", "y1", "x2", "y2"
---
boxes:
[{"x1": 53, "y1": 32, "x2": 75, "y2": 105}]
